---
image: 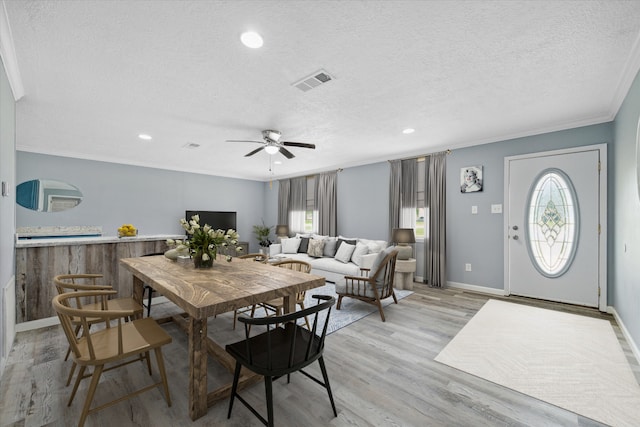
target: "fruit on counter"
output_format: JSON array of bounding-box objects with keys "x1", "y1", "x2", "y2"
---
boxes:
[{"x1": 118, "y1": 224, "x2": 137, "y2": 236}]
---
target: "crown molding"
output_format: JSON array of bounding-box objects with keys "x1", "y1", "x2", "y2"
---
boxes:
[
  {"x1": 0, "y1": 0, "x2": 24, "y2": 100},
  {"x1": 608, "y1": 29, "x2": 640, "y2": 118}
]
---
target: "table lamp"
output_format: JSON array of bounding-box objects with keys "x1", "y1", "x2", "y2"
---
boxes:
[
  {"x1": 275, "y1": 225, "x2": 289, "y2": 242},
  {"x1": 391, "y1": 228, "x2": 415, "y2": 260}
]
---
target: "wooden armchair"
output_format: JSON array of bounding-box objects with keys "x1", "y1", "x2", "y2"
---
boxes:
[
  {"x1": 335, "y1": 248, "x2": 399, "y2": 321},
  {"x1": 52, "y1": 290, "x2": 172, "y2": 427},
  {"x1": 53, "y1": 274, "x2": 144, "y2": 386}
]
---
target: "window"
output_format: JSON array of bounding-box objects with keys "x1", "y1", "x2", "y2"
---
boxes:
[
  {"x1": 415, "y1": 158, "x2": 427, "y2": 240},
  {"x1": 526, "y1": 169, "x2": 579, "y2": 277}
]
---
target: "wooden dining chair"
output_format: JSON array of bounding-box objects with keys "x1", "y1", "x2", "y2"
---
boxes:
[
  {"x1": 141, "y1": 252, "x2": 165, "y2": 317},
  {"x1": 335, "y1": 247, "x2": 399, "y2": 322},
  {"x1": 232, "y1": 253, "x2": 269, "y2": 329},
  {"x1": 53, "y1": 274, "x2": 144, "y2": 386},
  {"x1": 227, "y1": 295, "x2": 337, "y2": 427},
  {"x1": 260, "y1": 259, "x2": 312, "y2": 329},
  {"x1": 52, "y1": 290, "x2": 172, "y2": 427}
]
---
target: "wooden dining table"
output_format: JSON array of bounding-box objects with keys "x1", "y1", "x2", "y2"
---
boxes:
[{"x1": 119, "y1": 255, "x2": 325, "y2": 421}]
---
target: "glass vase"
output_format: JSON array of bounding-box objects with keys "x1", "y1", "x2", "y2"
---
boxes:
[{"x1": 193, "y1": 249, "x2": 215, "y2": 268}]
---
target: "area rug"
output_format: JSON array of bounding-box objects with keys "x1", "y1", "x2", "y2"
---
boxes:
[
  {"x1": 303, "y1": 282, "x2": 413, "y2": 334},
  {"x1": 435, "y1": 299, "x2": 640, "y2": 427}
]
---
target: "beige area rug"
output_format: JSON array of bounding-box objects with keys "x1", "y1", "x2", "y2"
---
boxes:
[{"x1": 435, "y1": 299, "x2": 640, "y2": 427}]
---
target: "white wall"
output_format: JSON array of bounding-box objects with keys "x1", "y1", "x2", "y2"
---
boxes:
[
  {"x1": 0, "y1": 58, "x2": 16, "y2": 374},
  {"x1": 612, "y1": 68, "x2": 640, "y2": 357}
]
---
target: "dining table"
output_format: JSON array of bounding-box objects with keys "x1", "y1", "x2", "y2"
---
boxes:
[{"x1": 119, "y1": 254, "x2": 326, "y2": 421}]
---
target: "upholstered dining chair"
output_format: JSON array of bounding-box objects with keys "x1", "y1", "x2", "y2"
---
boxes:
[
  {"x1": 52, "y1": 290, "x2": 172, "y2": 427},
  {"x1": 335, "y1": 247, "x2": 399, "y2": 322},
  {"x1": 233, "y1": 253, "x2": 269, "y2": 329},
  {"x1": 226, "y1": 295, "x2": 337, "y2": 427},
  {"x1": 53, "y1": 273, "x2": 144, "y2": 386},
  {"x1": 261, "y1": 259, "x2": 312, "y2": 329}
]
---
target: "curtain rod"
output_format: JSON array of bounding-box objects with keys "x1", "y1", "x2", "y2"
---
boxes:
[{"x1": 388, "y1": 149, "x2": 451, "y2": 163}]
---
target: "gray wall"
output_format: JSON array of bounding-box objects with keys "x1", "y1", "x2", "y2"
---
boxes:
[
  {"x1": 447, "y1": 123, "x2": 613, "y2": 290},
  {"x1": 16, "y1": 152, "x2": 267, "y2": 252},
  {"x1": 612, "y1": 67, "x2": 640, "y2": 352},
  {"x1": 0, "y1": 59, "x2": 16, "y2": 371}
]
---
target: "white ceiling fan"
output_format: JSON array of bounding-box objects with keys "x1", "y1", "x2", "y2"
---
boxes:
[{"x1": 226, "y1": 130, "x2": 316, "y2": 159}]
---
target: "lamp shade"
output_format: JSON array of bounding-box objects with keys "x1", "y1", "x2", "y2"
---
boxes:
[
  {"x1": 392, "y1": 228, "x2": 416, "y2": 244},
  {"x1": 275, "y1": 224, "x2": 289, "y2": 237}
]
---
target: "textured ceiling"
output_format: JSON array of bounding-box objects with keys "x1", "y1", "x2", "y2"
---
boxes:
[{"x1": 4, "y1": 0, "x2": 640, "y2": 181}]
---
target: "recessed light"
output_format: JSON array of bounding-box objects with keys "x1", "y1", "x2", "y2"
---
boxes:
[
  {"x1": 138, "y1": 133, "x2": 152, "y2": 140},
  {"x1": 402, "y1": 128, "x2": 415, "y2": 134},
  {"x1": 241, "y1": 31, "x2": 263, "y2": 49},
  {"x1": 274, "y1": 161, "x2": 282, "y2": 165}
]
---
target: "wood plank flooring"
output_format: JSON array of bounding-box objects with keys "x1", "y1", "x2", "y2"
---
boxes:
[{"x1": 1, "y1": 284, "x2": 638, "y2": 426}]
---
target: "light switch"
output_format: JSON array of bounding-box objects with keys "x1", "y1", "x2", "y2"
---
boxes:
[
  {"x1": 471, "y1": 205, "x2": 478, "y2": 214},
  {"x1": 491, "y1": 204, "x2": 502, "y2": 214}
]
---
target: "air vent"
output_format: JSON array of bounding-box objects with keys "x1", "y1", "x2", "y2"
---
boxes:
[
  {"x1": 182, "y1": 142, "x2": 200, "y2": 149},
  {"x1": 293, "y1": 69, "x2": 334, "y2": 92}
]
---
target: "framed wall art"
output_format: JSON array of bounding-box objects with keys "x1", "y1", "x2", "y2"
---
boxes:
[{"x1": 460, "y1": 165, "x2": 483, "y2": 193}]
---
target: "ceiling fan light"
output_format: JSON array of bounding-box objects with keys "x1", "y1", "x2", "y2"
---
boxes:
[{"x1": 265, "y1": 145, "x2": 279, "y2": 154}]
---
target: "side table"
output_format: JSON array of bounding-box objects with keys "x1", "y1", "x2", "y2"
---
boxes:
[{"x1": 394, "y1": 258, "x2": 416, "y2": 290}]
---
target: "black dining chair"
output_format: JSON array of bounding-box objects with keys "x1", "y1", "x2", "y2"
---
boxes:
[
  {"x1": 141, "y1": 252, "x2": 165, "y2": 316},
  {"x1": 226, "y1": 295, "x2": 337, "y2": 427}
]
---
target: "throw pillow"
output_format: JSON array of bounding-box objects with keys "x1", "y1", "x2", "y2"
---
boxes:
[
  {"x1": 350, "y1": 242, "x2": 370, "y2": 266},
  {"x1": 298, "y1": 237, "x2": 310, "y2": 253},
  {"x1": 335, "y1": 238, "x2": 357, "y2": 252},
  {"x1": 323, "y1": 237, "x2": 338, "y2": 257},
  {"x1": 307, "y1": 239, "x2": 325, "y2": 258},
  {"x1": 334, "y1": 242, "x2": 356, "y2": 264},
  {"x1": 369, "y1": 245, "x2": 397, "y2": 279},
  {"x1": 281, "y1": 238, "x2": 301, "y2": 254}
]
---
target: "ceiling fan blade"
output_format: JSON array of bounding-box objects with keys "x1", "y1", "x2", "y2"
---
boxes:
[
  {"x1": 282, "y1": 141, "x2": 316, "y2": 149},
  {"x1": 279, "y1": 147, "x2": 295, "y2": 159},
  {"x1": 226, "y1": 139, "x2": 264, "y2": 144},
  {"x1": 245, "y1": 147, "x2": 265, "y2": 157}
]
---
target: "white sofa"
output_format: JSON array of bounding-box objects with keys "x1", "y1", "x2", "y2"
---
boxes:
[{"x1": 269, "y1": 234, "x2": 388, "y2": 283}]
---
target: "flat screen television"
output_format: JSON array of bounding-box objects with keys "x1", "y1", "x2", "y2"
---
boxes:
[{"x1": 185, "y1": 210, "x2": 237, "y2": 232}]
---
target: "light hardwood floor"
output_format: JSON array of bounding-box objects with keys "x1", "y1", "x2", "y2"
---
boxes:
[{"x1": 1, "y1": 284, "x2": 638, "y2": 427}]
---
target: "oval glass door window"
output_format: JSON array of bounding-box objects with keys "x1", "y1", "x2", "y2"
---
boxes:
[{"x1": 525, "y1": 168, "x2": 579, "y2": 278}]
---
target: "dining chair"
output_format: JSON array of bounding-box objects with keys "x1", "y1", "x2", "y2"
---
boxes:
[
  {"x1": 226, "y1": 294, "x2": 337, "y2": 427},
  {"x1": 141, "y1": 252, "x2": 165, "y2": 317},
  {"x1": 260, "y1": 259, "x2": 312, "y2": 329},
  {"x1": 335, "y1": 247, "x2": 399, "y2": 321},
  {"x1": 53, "y1": 273, "x2": 144, "y2": 386},
  {"x1": 233, "y1": 253, "x2": 269, "y2": 329},
  {"x1": 53, "y1": 290, "x2": 172, "y2": 427}
]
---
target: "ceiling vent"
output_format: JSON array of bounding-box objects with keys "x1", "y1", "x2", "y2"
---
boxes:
[
  {"x1": 182, "y1": 142, "x2": 200, "y2": 149},
  {"x1": 293, "y1": 69, "x2": 334, "y2": 92}
]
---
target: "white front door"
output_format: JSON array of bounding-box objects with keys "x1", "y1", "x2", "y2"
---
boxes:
[{"x1": 504, "y1": 145, "x2": 606, "y2": 309}]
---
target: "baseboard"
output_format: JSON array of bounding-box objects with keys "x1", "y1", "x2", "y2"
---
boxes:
[
  {"x1": 608, "y1": 306, "x2": 640, "y2": 367},
  {"x1": 446, "y1": 281, "x2": 507, "y2": 296},
  {"x1": 14, "y1": 295, "x2": 172, "y2": 332}
]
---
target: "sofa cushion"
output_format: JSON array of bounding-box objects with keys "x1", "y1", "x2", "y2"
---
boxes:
[
  {"x1": 281, "y1": 238, "x2": 301, "y2": 254},
  {"x1": 336, "y1": 238, "x2": 357, "y2": 252},
  {"x1": 350, "y1": 242, "x2": 369, "y2": 266},
  {"x1": 311, "y1": 256, "x2": 360, "y2": 276},
  {"x1": 298, "y1": 237, "x2": 310, "y2": 253},
  {"x1": 307, "y1": 239, "x2": 325, "y2": 257},
  {"x1": 323, "y1": 237, "x2": 338, "y2": 257},
  {"x1": 370, "y1": 246, "x2": 398, "y2": 284},
  {"x1": 358, "y1": 238, "x2": 388, "y2": 254},
  {"x1": 334, "y1": 242, "x2": 356, "y2": 263}
]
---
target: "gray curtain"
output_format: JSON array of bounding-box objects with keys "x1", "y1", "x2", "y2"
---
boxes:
[
  {"x1": 277, "y1": 179, "x2": 290, "y2": 226},
  {"x1": 289, "y1": 177, "x2": 307, "y2": 234},
  {"x1": 424, "y1": 152, "x2": 447, "y2": 287},
  {"x1": 316, "y1": 171, "x2": 337, "y2": 236},
  {"x1": 388, "y1": 160, "x2": 401, "y2": 241}
]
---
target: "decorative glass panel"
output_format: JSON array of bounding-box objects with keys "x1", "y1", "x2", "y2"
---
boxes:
[{"x1": 526, "y1": 169, "x2": 579, "y2": 278}]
